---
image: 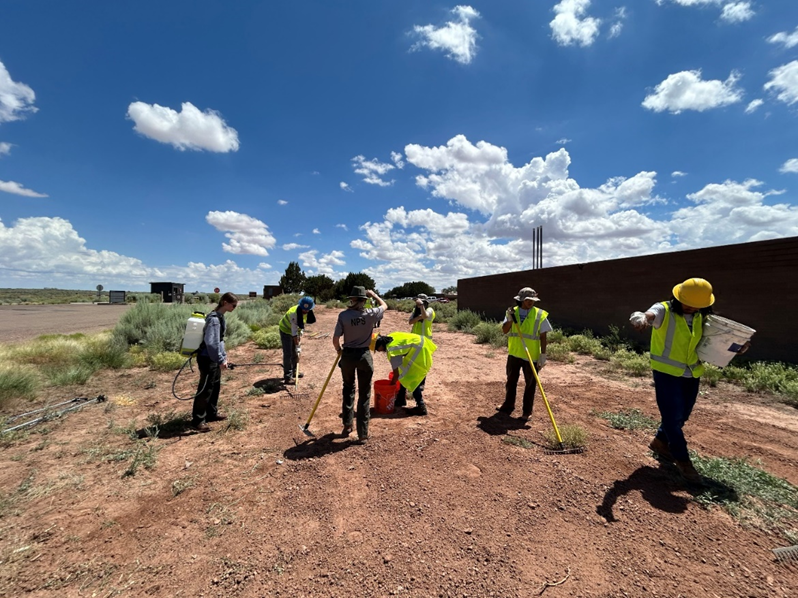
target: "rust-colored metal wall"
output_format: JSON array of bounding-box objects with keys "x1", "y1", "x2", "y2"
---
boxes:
[{"x1": 458, "y1": 236, "x2": 798, "y2": 364}]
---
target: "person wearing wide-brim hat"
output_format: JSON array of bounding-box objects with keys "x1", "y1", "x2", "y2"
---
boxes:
[
  {"x1": 498, "y1": 287, "x2": 552, "y2": 421},
  {"x1": 629, "y1": 277, "x2": 748, "y2": 485},
  {"x1": 333, "y1": 286, "x2": 388, "y2": 443}
]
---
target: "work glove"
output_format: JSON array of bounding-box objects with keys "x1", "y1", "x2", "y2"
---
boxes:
[
  {"x1": 537, "y1": 354, "x2": 547, "y2": 370},
  {"x1": 296, "y1": 346, "x2": 302, "y2": 355},
  {"x1": 506, "y1": 307, "x2": 515, "y2": 322},
  {"x1": 629, "y1": 311, "x2": 649, "y2": 331}
]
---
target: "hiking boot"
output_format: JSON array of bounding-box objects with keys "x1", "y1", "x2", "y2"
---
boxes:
[
  {"x1": 675, "y1": 460, "x2": 702, "y2": 484},
  {"x1": 355, "y1": 435, "x2": 369, "y2": 444},
  {"x1": 519, "y1": 412, "x2": 532, "y2": 422},
  {"x1": 649, "y1": 437, "x2": 673, "y2": 461},
  {"x1": 341, "y1": 425, "x2": 353, "y2": 437},
  {"x1": 285, "y1": 377, "x2": 296, "y2": 386},
  {"x1": 208, "y1": 413, "x2": 227, "y2": 422},
  {"x1": 406, "y1": 405, "x2": 428, "y2": 416},
  {"x1": 496, "y1": 405, "x2": 513, "y2": 415},
  {"x1": 291, "y1": 372, "x2": 305, "y2": 379},
  {"x1": 395, "y1": 398, "x2": 407, "y2": 408},
  {"x1": 192, "y1": 422, "x2": 211, "y2": 433}
]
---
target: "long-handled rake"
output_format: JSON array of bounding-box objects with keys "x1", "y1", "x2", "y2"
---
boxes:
[
  {"x1": 512, "y1": 318, "x2": 582, "y2": 455},
  {"x1": 298, "y1": 351, "x2": 341, "y2": 437},
  {"x1": 286, "y1": 348, "x2": 311, "y2": 400}
]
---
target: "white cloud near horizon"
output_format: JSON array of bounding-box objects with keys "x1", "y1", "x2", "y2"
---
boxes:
[
  {"x1": 205, "y1": 211, "x2": 276, "y2": 256},
  {"x1": 350, "y1": 134, "x2": 798, "y2": 289},
  {"x1": 0, "y1": 179, "x2": 48, "y2": 198},
  {"x1": 550, "y1": 0, "x2": 602, "y2": 47},
  {"x1": 298, "y1": 249, "x2": 346, "y2": 278},
  {"x1": 352, "y1": 155, "x2": 396, "y2": 186},
  {"x1": 764, "y1": 61, "x2": 798, "y2": 106},
  {"x1": 780, "y1": 159, "x2": 798, "y2": 174},
  {"x1": 411, "y1": 5, "x2": 480, "y2": 65},
  {"x1": 127, "y1": 101, "x2": 240, "y2": 152},
  {"x1": 768, "y1": 26, "x2": 798, "y2": 49},
  {"x1": 720, "y1": 2, "x2": 754, "y2": 23},
  {"x1": 643, "y1": 70, "x2": 743, "y2": 113},
  {"x1": 0, "y1": 61, "x2": 37, "y2": 123}
]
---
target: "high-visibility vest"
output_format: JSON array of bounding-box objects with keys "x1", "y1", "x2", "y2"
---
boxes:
[
  {"x1": 279, "y1": 305, "x2": 307, "y2": 335},
  {"x1": 411, "y1": 308, "x2": 436, "y2": 338},
  {"x1": 386, "y1": 332, "x2": 437, "y2": 392},
  {"x1": 650, "y1": 301, "x2": 705, "y2": 378},
  {"x1": 507, "y1": 306, "x2": 547, "y2": 362}
]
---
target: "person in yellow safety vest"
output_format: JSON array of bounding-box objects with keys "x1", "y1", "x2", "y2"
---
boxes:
[
  {"x1": 374, "y1": 332, "x2": 437, "y2": 416},
  {"x1": 630, "y1": 277, "x2": 749, "y2": 485},
  {"x1": 498, "y1": 287, "x2": 551, "y2": 421},
  {"x1": 408, "y1": 293, "x2": 435, "y2": 339},
  {"x1": 279, "y1": 296, "x2": 316, "y2": 385}
]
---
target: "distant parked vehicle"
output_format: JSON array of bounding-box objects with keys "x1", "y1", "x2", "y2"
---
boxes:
[{"x1": 438, "y1": 298, "x2": 449, "y2": 303}]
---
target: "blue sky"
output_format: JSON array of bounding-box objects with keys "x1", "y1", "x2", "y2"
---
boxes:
[{"x1": 1, "y1": 0, "x2": 797, "y2": 293}]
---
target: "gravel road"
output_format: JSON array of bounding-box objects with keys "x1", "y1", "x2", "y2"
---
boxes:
[{"x1": 0, "y1": 304, "x2": 132, "y2": 344}]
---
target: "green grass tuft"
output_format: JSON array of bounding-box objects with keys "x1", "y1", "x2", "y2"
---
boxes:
[
  {"x1": 543, "y1": 424, "x2": 588, "y2": 450},
  {"x1": 596, "y1": 408, "x2": 658, "y2": 430}
]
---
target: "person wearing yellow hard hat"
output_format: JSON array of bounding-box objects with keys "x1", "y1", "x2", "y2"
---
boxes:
[{"x1": 629, "y1": 278, "x2": 720, "y2": 484}]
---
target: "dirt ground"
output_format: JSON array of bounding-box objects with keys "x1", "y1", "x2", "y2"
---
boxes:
[
  {"x1": 1, "y1": 306, "x2": 797, "y2": 597},
  {"x1": 0, "y1": 304, "x2": 132, "y2": 344}
]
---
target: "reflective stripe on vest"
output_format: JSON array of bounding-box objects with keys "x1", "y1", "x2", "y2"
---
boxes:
[
  {"x1": 411, "y1": 309, "x2": 435, "y2": 338},
  {"x1": 650, "y1": 302, "x2": 704, "y2": 378},
  {"x1": 507, "y1": 307, "x2": 547, "y2": 361},
  {"x1": 386, "y1": 332, "x2": 437, "y2": 392}
]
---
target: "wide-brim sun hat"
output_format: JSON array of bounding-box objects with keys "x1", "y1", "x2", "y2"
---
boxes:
[
  {"x1": 348, "y1": 286, "x2": 367, "y2": 299},
  {"x1": 514, "y1": 287, "x2": 540, "y2": 302},
  {"x1": 672, "y1": 278, "x2": 715, "y2": 308}
]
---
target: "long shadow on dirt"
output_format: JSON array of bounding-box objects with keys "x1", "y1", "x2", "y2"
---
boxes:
[
  {"x1": 597, "y1": 465, "x2": 738, "y2": 523},
  {"x1": 284, "y1": 433, "x2": 357, "y2": 461},
  {"x1": 476, "y1": 412, "x2": 531, "y2": 436}
]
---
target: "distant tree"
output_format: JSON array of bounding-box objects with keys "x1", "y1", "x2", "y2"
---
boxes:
[
  {"x1": 385, "y1": 281, "x2": 435, "y2": 298},
  {"x1": 441, "y1": 285, "x2": 457, "y2": 295},
  {"x1": 333, "y1": 272, "x2": 377, "y2": 299},
  {"x1": 279, "y1": 261, "x2": 306, "y2": 294},
  {"x1": 304, "y1": 274, "x2": 335, "y2": 301}
]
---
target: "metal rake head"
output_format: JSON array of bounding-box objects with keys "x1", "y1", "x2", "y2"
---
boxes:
[{"x1": 773, "y1": 545, "x2": 798, "y2": 565}]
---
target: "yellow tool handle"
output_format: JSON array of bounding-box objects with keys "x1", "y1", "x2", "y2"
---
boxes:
[
  {"x1": 513, "y1": 318, "x2": 563, "y2": 446},
  {"x1": 303, "y1": 351, "x2": 341, "y2": 427}
]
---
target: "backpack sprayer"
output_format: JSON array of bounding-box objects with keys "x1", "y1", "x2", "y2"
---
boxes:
[{"x1": 172, "y1": 312, "x2": 280, "y2": 400}]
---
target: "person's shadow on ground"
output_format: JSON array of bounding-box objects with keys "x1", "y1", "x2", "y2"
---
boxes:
[
  {"x1": 597, "y1": 464, "x2": 738, "y2": 522},
  {"x1": 253, "y1": 377, "x2": 287, "y2": 395},
  {"x1": 283, "y1": 432, "x2": 358, "y2": 461},
  {"x1": 476, "y1": 411, "x2": 531, "y2": 436}
]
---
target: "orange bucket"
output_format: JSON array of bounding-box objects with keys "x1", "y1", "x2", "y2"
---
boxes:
[{"x1": 373, "y1": 379, "x2": 399, "y2": 414}]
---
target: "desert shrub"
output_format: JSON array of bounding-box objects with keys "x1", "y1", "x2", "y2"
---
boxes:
[
  {"x1": 546, "y1": 343, "x2": 573, "y2": 363},
  {"x1": 234, "y1": 300, "x2": 274, "y2": 328},
  {"x1": 125, "y1": 293, "x2": 162, "y2": 304},
  {"x1": 269, "y1": 294, "x2": 302, "y2": 315},
  {"x1": 149, "y1": 352, "x2": 186, "y2": 372},
  {"x1": 447, "y1": 310, "x2": 482, "y2": 333},
  {"x1": 602, "y1": 324, "x2": 633, "y2": 352},
  {"x1": 567, "y1": 334, "x2": 604, "y2": 355},
  {"x1": 253, "y1": 330, "x2": 281, "y2": 350},
  {"x1": 0, "y1": 366, "x2": 39, "y2": 404},
  {"x1": 325, "y1": 299, "x2": 346, "y2": 309},
  {"x1": 740, "y1": 362, "x2": 798, "y2": 397},
  {"x1": 433, "y1": 301, "x2": 458, "y2": 323},
  {"x1": 472, "y1": 322, "x2": 507, "y2": 347},
  {"x1": 546, "y1": 329, "x2": 566, "y2": 344},
  {"x1": 387, "y1": 299, "x2": 415, "y2": 313},
  {"x1": 79, "y1": 333, "x2": 130, "y2": 369},
  {"x1": 721, "y1": 365, "x2": 747, "y2": 383},
  {"x1": 591, "y1": 346, "x2": 613, "y2": 361},
  {"x1": 701, "y1": 364, "x2": 723, "y2": 388},
  {"x1": 597, "y1": 408, "x2": 658, "y2": 430},
  {"x1": 610, "y1": 349, "x2": 649, "y2": 377},
  {"x1": 543, "y1": 424, "x2": 587, "y2": 450},
  {"x1": 43, "y1": 364, "x2": 97, "y2": 386}
]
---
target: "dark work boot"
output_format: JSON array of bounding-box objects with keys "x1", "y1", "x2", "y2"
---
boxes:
[
  {"x1": 649, "y1": 437, "x2": 673, "y2": 462},
  {"x1": 407, "y1": 399, "x2": 428, "y2": 416}
]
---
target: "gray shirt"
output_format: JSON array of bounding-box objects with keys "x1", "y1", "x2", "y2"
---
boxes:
[{"x1": 334, "y1": 307, "x2": 385, "y2": 348}]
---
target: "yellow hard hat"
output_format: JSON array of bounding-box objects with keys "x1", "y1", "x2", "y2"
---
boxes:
[
  {"x1": 369, "y1": 332, "x2": 378, "y2": 352},
  {"x1": 672, "y1": 278, "x2": 715, "y2": 308}
]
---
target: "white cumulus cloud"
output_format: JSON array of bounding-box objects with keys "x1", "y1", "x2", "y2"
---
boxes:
[
  {"x1": 277, "y1": 200, "x2": 288, "y2": 206},
  {"x1": 672, "y1": 171, "x2": 687, "y2": 178},
  {"x1": 205, "y1": 211, "x2": 276, "y2": 256},
  {"x1": 764, "y1": 61, "x2": 798, "y2": 106},
  {"x1": 0, "y1": 179, "x2": 48, "y2": 198},
  {"x1": 312, "y1": 228, "x2": 321, "y2": 234},
  {"x1": 745, "y1": 99, "x2": 764, "y2": 113},
  {"x1": 768, "y1": 26, "x2": 798, "y2": 49},
  {"x1": 720, "y1": 2, "x2": 754, "y2": 23},
  {"x1": 411, "y1": 5, "x2": 480, "y2": 65},
  {"x1": 298, "y1": 249, "x2": 346, "y2": 278},
  {"x1": 608, "y1": 7, "x2": 627, "y2": 39},
  {"x1": 550, "y1": 0, "x2": 602, "y2": 47},
  {"x1": 642, "y1": 70, "x2": 743, "y2": 113},
  {"x1": 336, "y1": 223, "x2": 349, "y2": 231},
  {"x1": 0, "y1": 61, "x2": 37, "y2": 123},
  {"x1": 352, "y1": 155, "x2": 396, "y2": 187},
  {"x1": 127, "y1": 101, "x2": 239, "y2": 152},
  {"x1": 780, "y1": 159, "x2": 798, "y2": 174},
  {"x1": 282, "y1": 243, "x2": 309, "y2": 251},
  {"x1": 340, "y1": 182, "x2": 353, "y2": 192}
]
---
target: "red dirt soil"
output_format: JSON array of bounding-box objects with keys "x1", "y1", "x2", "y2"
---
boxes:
[{"x1": 1, "y1": 306, "x2": 796, "y2": 597}]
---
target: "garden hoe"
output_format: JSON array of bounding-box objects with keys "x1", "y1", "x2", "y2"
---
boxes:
[
  {"x1": 512, "y1": 318, "x2": 584, "y2": 455},
  {"x1": 298, "y1": 351, "x2": 341, "y2": 438}
]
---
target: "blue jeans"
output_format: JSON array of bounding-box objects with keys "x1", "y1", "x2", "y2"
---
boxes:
[{"x1": 652, "y1": 370, "x2": 700, "y2": 462}]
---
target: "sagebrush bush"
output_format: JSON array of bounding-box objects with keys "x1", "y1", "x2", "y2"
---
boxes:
[
  {"x1": 447, "y1": 310, "x2": 482, "y2": 333},
  {"x1": 472, "y1": 322, "x2": 507, "y2": 347},
  {"x1": 547, "y1": 329, "x2": 566, "y2": 344},
  {"x1": 325, "y1": 299, "x2": 346, "y2": 309},
  {"x1": 544, "y1": 424, "x2": 587, "y2": 450},
  {"x1": 702, "y1": 364, "x2": 723, "y2": 387},
  {"x1": 149, "y1": 352, "x2": 186, "y2": 372},
  {"x1": 567, "y1": 334, "x2": 604, "y2": 355},
  {"x1": 610, "y1": 349, "x2": 649, "y2": 377},
  {"x1": 253, "y1": 330, "x2": 281, "y2": 350},
  {"x1": 546, "y1": 343, "x2": 573, "y2": 363},
  {"x1": 234, "y1": 300, "x2": 274, "y2": 328},
  {"x1": 269, "y1": 294, "x2": 302, "y2": 315},
  {"x1": 433, "y1": 301, "x2": 457, "y2": 323}
]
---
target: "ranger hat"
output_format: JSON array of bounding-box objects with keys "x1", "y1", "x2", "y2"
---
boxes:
[
  {"x1": 348, "y1": 286, "x2": 367, "y2": 299},
  {"x1": 514, "y1": 287, "x2": 540, "y2": 302}
]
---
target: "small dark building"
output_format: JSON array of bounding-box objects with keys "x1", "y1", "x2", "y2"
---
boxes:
[
  {"x1": 263, "y1": 285, "x2": 283, "y2": 299},
  {"x1": 150, "y1": 282, "x2": 185, "y2": 303}
]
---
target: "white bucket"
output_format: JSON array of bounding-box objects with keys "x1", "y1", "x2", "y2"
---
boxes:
[{"x1": 697, "y1": 315, "x2": 755, "y2": 368}]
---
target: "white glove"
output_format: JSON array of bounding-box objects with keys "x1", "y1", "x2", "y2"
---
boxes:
[
  {"x1": 506, "y1": 307, "x2": 515, "y2": 320},
  {"x1": 537, "y1": 354, "x2": 547, "y2": 370},
  {"x1": 296, "y1": 346, "x2": 302, "y2": 355},
  {"x1": 630, "y1": 311, "x2": 649, "y2": 330}
]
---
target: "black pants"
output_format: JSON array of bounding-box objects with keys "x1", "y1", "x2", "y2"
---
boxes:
[
  {"x1": 396, "y1": 376, "x2": 426, "y2": 407},
  {"x1": 501, "y1": 355, "x2": 538, "y2": 416},
  {"x1": 339, "y1": 348, "x2": 373, "y2": 439},
  {"x1": 280, "y1": 330, "x2": 298, "y2": 381},
  {"x1": 193, "y1": 355, "x2": 221, "y2": 425}
]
